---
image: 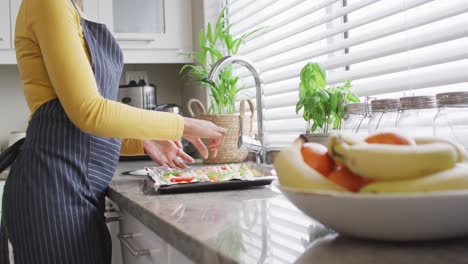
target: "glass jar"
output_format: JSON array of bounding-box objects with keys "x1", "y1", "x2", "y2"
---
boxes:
[
  {"x1": 343, "y1": 102, "x2": 368, "y2": 136},
  {"x1": 434, "y1": 92, "x2": 468, "y2": 149},
  {"x1": 368, "y1": 98, "x2": 400, "y2": 134},
  {"x1": 397, "y1": 96, "x2": 437, "y2": 137}
]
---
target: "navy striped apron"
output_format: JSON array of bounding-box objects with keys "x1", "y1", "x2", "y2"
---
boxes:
[{"x1": 0, "y1": 1, "x2": 124, "y2": 263}]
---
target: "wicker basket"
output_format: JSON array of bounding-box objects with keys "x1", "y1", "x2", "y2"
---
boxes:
[{"x1": 187, "y1": 98, "x2": 254, "y2": 164}]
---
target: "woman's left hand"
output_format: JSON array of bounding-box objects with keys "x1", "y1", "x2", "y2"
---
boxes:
[{"x1": 143, "y1": 140, "x2": 194, "y2": 169}]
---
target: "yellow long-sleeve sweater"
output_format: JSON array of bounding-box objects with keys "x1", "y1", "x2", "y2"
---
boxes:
[{"x1": 15, "y1": 0, "x2": 184, "y2": 155}]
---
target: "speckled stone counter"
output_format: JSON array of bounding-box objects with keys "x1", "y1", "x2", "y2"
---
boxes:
[
  {"x1": 108, "y1": 161, "x2": 468, "y2": 264},
  {"x1": 0, "y1": 170, "x2": 8, "y2": 181}
]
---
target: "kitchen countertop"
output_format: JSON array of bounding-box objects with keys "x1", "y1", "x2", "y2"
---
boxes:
[
  {"x1": 108, "y1": 161, "x2": 468, "y2": 264},
  {"x1": 0, "y1": 170, "x2": 8, "y2": 181}
]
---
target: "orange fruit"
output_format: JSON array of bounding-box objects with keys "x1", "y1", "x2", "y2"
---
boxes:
[
  {"x1": 301, "y1": 142, "x2": 335, "y2": 176},
  {"x1": 328, "y1": 166, "x2": 373, "y2": 192},
  {"x1": 365, "y1": 132, "x2": 415, "y2": 145}
]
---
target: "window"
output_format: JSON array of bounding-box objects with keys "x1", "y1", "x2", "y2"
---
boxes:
[{"x1": 225, "y1": 0, "x2": 468, "y2": 150}]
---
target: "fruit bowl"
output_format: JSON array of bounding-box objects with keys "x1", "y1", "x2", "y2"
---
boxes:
[{"x1": 279, "y1": 183, "x2": 468, "y2": 241}]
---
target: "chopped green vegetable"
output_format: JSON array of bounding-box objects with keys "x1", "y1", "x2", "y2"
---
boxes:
[{"x1": 163, "y1": 171, "x2": 181, "y2": 176}]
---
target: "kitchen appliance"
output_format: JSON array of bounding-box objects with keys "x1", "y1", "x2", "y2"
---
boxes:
[
  {"x1": 154, "y1": 104, "x2": 183, "y2": 115},
  {"x1": 118, "y1": 79, "x2": 156, "y2": 110}
]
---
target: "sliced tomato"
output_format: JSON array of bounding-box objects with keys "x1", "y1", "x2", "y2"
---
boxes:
[{"x1": 170, "y1": 177, "x2": 195, "y2": 183}]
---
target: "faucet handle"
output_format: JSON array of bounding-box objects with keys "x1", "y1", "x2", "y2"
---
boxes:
[
  {"x1": 238, "y1": 135, "x2": 262, "y2": 153},
  {"x1": 238, "y1": 111, "x2": 262, "y2": 153}
]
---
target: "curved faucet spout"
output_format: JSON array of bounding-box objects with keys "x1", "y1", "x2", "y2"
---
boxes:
[{"x1": 208, "y1": 56, "x2": 265, "y2": 163}]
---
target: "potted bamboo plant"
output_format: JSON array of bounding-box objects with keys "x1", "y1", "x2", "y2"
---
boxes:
[
  {"x1": 296, "y1": 62, "x2": 359, "y2": 145},
  {"x1": 181, "y1": 9, "x2": 259, "y2": 163}
]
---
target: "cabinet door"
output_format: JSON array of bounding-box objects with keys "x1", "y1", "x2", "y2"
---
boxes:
[
  {"x1": 0, "y1": 0, "x2": 11, "y2": 49},
  {"x1": 10, "y1": 0, "x2": 21, "y2": 48},
  {"x1": 0, "y1": 181, "x2": 5, "y2": 219},
  {"x1": 99, "y1": 0, "x2": 192, "y2": 50},
  {"x1": 82, "y1": 0, "x2": 99, "y2": 22},
  {"x1": 119, "y1": 209, "x2": 168, "y2": 264}
]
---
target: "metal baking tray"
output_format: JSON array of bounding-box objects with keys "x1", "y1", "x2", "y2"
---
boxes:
[{"x1": 138, "y1": 163, "x2": 276, "y2": 194}]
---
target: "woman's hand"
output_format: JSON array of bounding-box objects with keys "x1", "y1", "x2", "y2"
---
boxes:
[
  {"x1": 183, "y1": 118, "x2": 226, "y2": 159},
  {"x1": 143, "y1": 140, "x2": 194, "y2": 169}
]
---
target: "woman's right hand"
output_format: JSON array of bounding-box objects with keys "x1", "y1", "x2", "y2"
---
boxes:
[{"x1": 183, "y1": 117, "x2": 227, "y2": 159}]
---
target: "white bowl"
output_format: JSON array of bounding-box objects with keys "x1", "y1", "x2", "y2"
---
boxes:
[{"x1": 279, "y1": 183, "x2": 468, "y2": 241}]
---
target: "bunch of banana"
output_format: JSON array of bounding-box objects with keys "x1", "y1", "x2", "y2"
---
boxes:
[
  {"x1": 328, "y1": 134, "x2": 460, "y2": 181},
  {"x1": 274, "y1": 137, "x2": 346, "y2": 192},
  {"x1": 327, "y1": 133, "x2": 468, "y2": 193},
  {"x1": 361, "y1": 163, "x2": 468, "y2": 193},
  {"x1": 274, "y1": 132, "x2": 468, "y2": 194}
]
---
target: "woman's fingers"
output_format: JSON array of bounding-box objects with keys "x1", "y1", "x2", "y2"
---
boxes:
[
  {"x1": 173, "y1": 158, "x2": 188, "y2": 169},
  {"x1": 166, "y1": 160, "x2": 177, "y2": 169},
  {"x1": 191, "y1": 138, "x2": 209, "y2": 159},
  {"x1": 206, "y1": 126, "x2": 227, "y2": 140},
  {"x1": 177, "y1": 148, "x2": 195, "y2": 164},
  {"x1": 157, "y1": 157, "x2": 168, "y2": 167},
  {"x1": 174, "y1": 141, "x2": 183, "y2": 149}
]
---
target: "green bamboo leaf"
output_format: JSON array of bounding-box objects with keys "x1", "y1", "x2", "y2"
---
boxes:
[{"x1": 311, "y1": 123, "x2": 318, "y2": 133}]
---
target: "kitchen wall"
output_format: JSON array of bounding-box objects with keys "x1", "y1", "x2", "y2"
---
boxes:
[{"x1": 0, "y1": 65, "x2": 29, "y2": 151}]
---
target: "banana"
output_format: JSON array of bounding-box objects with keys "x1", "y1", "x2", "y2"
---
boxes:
[
  {"x1": 274, "y1": 137, "x2": 347, "y2": 192},
  {"x1": 360, "y1": 163, "x2": 468, "y2": 193},
  {"x1": 328, "y1": 134, "x2": 458, "y2": 181},
  {"x1": 415, "y1": 137, "x2": 468, "y2": 163}
]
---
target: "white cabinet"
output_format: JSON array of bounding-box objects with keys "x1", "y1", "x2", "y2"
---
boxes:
[
  {"x1": 1, "y1": 0, "x2": 194, "y2": 64},
  {"x1": 84, "y1": 0, "x2": 193, "y2": 63},
  {"x1": 0, "y1": 0, "x2": 21, "y2": 63},
  {"x1": 0, "y1": 0, "x2": 11, "y2": 49},
  {"x1": 0, "y1": 180, "x2": 5, "y2": 219},
  {"x1": 118, "y1": 209, "x2": 168, "y2": 264},
  {"x1": 115, "y1": 208, "x2": 195, "y2": 264},
  {"x1": 9, "y1": 0, "x2": 20, "y2": 47}
]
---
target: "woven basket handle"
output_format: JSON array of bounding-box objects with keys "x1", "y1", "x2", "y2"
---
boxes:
[
  {"x1": 239, "y1": 98, "x2": 255, "y2": 136},
  {"x1": 187, "y1": 98, "x2": 207, "y2": 117}
]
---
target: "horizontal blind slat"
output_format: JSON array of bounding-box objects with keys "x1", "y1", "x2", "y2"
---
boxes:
[
  {"x1": 352, "y1": 59, "x2": 468, "y2": 96},
  {"x1": 237, "y1": 0, "x2": 342, "y2": 43},
  {"x1": 230, "y1": 0, "x2": 308, "y2": 36},
  {"x1": 226, "y1": 0, "x2": 247, "y2": 14},
  {"x1": 253, "y1": 3, "x2": 468, "y2": 75},
  {"x1": 229, "y1": 0, "x2": 282, "y2": 25},
  {"x1": 327, "y1": 37, "x2": 468, "y2": 84},
  {"x1": 241, "y1": 0, "x2": 432, "y2": 67},
  {"x1": 239, "y1": 10, "x2": 468, "y2": 88},
  {"x1": 239, "y1": 0, "x2": 381, "y2": 56}
]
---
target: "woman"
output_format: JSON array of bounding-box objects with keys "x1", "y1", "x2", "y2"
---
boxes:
[{"x1": 0, "y1": 0, "x2": 226, "y2": 263}]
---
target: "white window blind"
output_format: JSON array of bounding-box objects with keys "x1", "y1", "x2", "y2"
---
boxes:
[{"x1": 225, "y1": 0, "x2": 468, "y2": 150}]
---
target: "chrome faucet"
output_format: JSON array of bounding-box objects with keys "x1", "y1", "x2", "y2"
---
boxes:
[{"x1": 208, "y1": 56, "x2": 265, "y2": 164}]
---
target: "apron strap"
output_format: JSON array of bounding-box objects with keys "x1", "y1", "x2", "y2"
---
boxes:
[
  {"x1": 70, "y1": 0, "x2": 82, "y2": 18},
  {"x1": 0, "y1": 138, "x2": 25, "y2": 174}
]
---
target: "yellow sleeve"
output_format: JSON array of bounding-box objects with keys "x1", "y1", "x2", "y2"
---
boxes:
[
  {"x1": 120, "y1": 139, "x2": 146, "y2": 156},
  {"x1": 25, "y1": 0, "x2": 183, "y2": 141}
]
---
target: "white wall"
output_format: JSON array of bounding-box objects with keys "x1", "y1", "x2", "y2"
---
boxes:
[
  {"x1": 0, "y1": 65, "x2": 29, "y2": 151},
  {"x1": 182, "y1": 0, "x2": 209, "y2": 116}
]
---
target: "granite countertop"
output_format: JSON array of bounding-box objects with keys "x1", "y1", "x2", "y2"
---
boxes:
[
  {"x1": 0, "y1": 170, "x2": 8, "y2": 181},
  {"x1": 108, "y1": 161, "x2": 468, "y2": 264}
]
